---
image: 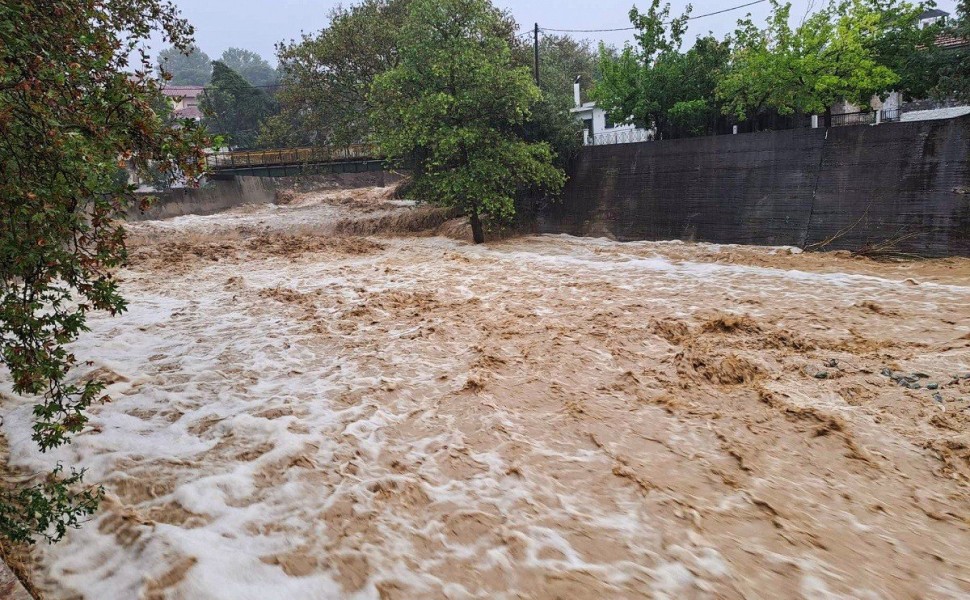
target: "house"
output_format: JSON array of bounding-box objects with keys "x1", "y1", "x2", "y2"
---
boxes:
[
  {"x1": 919, "y1": 7, "x2": 949, "y2": 28},
  {"x1": 569, "y1": 77, "x2": 653, "y2": 145},
  {"x1": 162, "y1": 85, "x2": 204, "y2": 120}
]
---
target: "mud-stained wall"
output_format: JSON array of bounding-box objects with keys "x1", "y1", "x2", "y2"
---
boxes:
[
  {"x1": 541, "y1": 115, "x2": 970, "y2": 256},
  {"x1": 129, "y1": 171, "x2": 400, "y2": 221}
]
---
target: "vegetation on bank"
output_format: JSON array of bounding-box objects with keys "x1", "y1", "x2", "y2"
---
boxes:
[
  {"x1": 0, "y1": 0, "x2": 207, "y2": 544},
  {"x1": 593, "y1": 0, "x2": 970, "y2": 139}
]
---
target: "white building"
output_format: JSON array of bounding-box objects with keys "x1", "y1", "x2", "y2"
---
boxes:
[{"x1": 569, "y1": 77, "x2": 653, "y2": 145}]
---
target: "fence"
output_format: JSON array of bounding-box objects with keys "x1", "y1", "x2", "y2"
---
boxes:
[
  {"x1": 586, "y1": 108, "x2": 910, "y2": 148},
  {"x1": 830, "y1": 111, "x2": 876, "y2": 127},
  {"x1": 588, "y1": 129, "x2": 654, "y2": 146}
]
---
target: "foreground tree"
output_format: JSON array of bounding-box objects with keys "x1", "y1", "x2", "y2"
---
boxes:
[
  {"x1": 370, "y1": 0, "x2": 564, "y2": 243},
  {"x1": 157, "y1": 44, "x2": 212, "y2": 86},
  {"x1": 219, "y1": 48, "x2": 279, "y2": 88},
  {"x1": 201, "y1": 61, "x2": 277, "y2": 148},
  {"x1": 0, "y1": 0, "x2": 206, "y2": 543}
]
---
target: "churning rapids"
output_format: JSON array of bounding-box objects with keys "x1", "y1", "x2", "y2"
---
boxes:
[{"x1": 2, "y1": 186, "x2": 969, "y2": 599}]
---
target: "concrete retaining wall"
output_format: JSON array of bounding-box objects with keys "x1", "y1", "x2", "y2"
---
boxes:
[
  {"x1": 129, "y1": 171, "x2": 400, "y2": 221},
  {"x1": 540, "y1": 115, "x2": 970, "y2": 256}
]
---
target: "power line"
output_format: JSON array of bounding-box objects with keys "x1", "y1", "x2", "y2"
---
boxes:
[{"x1": 537, "y1": 0, "x2": 767, "y2": 33}]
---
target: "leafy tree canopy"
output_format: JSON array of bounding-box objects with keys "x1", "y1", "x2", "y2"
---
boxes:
[
  {"x1": 201, "y1": 61, "x2": 277, "y2": 149},
  {"x1": 865, "y1": 1, "x2": 946, "y2": 100},
  {"x1": 527, "y1": 34, "x2": 600, "y2": 107},
  {"x1": 157, "y1": 43, "x2": 212, "y2": 86},
  {"x1": 219, "y1": 47, "x2": 279, "y2": 88},
  {"x1": 593, "y1": 0, "x2": 731, "y2": 137},
  {"x1": 503, "y1": 34, "x2": 601, "y2": 166},
  {"x1": 1, "y1": 0, "x2": 206, "y2": 543},
  {"x1": 937, "y1": 0, "x2": 970, "y2": 101},
  {"x1": 259, "y1": 0, "x2": 411, "y2": 148},
  {"x1": 717, "y1": 0, "x2": 924, "y2": 119},
  {"x1": 370, "y1": 0, "x2": 565, "y2": 243}
]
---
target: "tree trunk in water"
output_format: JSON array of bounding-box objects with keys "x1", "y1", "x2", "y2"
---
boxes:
[{"x1": 470, "y1": 210, "x2": 485, "y2": 244}]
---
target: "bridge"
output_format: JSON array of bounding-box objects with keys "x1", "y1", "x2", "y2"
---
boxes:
[{"x1": 207, "y1": 143, "x2": 385, "y2": 178}]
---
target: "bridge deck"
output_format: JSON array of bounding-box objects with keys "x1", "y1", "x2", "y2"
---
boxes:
[{"x1": 208, "y1": 144, "x2": 381, "y2": 170}]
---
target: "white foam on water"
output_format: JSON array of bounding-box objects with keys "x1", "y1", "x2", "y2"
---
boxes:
[{"x1": 1, "y1": 203, "x2": 967, "y2": 598}]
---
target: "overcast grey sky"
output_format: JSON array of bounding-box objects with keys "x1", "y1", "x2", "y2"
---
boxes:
[{"x1": 158, "y1": 0, "x2": 958, "y2": 64}]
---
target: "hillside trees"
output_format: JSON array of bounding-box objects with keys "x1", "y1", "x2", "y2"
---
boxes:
[
  {"x1": 516, "y1": 34, "x2": 601, "y2": 164},
  {"x1": 0, "y1": 0, "x2": 207, "y2": 543},
  {"x1": 369, "y1": 0, "x2": 564, "y2": 243},
  {"x1": 594, "y1": 0, "x2": 942, "y2": 133},
  {"x1": 219, "y1": 47, "x2": 279, "y2": 88},
  {"x1": 157, "y1": 44, "x2": 212, "y2": 85},
  {"x1": 258, "y1": 0, "x2": 412, "y2": 147},
  {"x1": 201, "y1": 61, "x2": 277, "y2": 148},
  {"x1": 864, "y1": 1, "x2": 946, "y2": 100}
]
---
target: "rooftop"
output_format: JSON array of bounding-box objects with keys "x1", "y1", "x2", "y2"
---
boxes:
[
  {"x1": 162, "y1": 85, "x2": 205, "y2": 98},
  {"x1": 920, "y1": 8, "x2": 949, "y2": 19}
]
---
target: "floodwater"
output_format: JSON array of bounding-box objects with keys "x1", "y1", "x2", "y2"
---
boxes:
[{"x1": 2, "y1": 187, "x2": 969, "y2": 599}]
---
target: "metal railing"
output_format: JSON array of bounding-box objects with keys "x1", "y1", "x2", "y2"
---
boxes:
[
  {"x1": 828, "y1": 109, "x2": 904, "y2": 127},
  {"x1": 587, "y1": 128, "x2": 655, "y2": 146},
  {"x1": 830, "y1": 111, "x2": 876, "y2": 127},
  {"x1": 207, "y1": 143, "x2": 381, "y2": 170},
  {"x1": 880, "y1": 108, "x2": 901, "y2": 122}
]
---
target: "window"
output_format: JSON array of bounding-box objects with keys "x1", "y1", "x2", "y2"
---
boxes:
[{"x1": 604, "y1": 115, "x2": 615, "y2": 129}]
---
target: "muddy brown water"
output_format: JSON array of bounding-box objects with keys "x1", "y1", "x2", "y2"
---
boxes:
[{"x1": 2, "y1": 188, "x2": 969, "y2": 599}]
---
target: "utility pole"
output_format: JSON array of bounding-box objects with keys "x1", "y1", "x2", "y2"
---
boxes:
[{"x1": 533, "y1": 23, "x2": 540, "y2": 87}]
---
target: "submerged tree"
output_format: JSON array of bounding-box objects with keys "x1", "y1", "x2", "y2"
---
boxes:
[
  {"x1": 370, "y1": 0, "x2": 564, "y2": 243},
  {"x1": 0, "y1": 0, "x2": 206, "y2": 543}
]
